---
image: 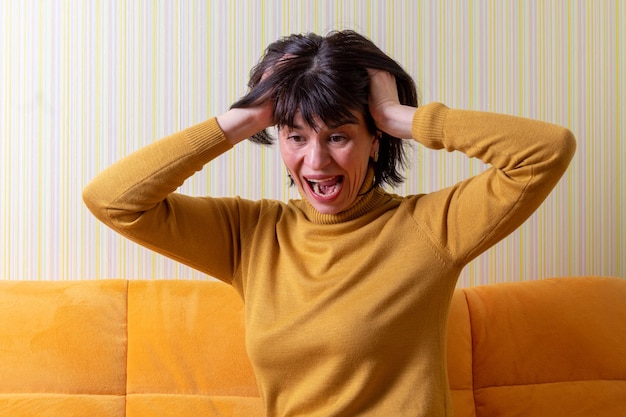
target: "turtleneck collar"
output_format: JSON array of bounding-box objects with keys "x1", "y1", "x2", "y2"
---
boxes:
[{"x1": 299, "y1": 166, "x2": 387, "y2": 225}]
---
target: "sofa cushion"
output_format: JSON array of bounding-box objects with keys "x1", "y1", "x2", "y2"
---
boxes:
[
  {"x1": 474, "y1": 380, "x2": 626, "y2": 417},
  {"x1": 0, "y1": 280, "x2": 128, "y2": 417},
  {"x1": 463, "y1": 276, "x2": 626, "y2": 416},
  {"x1": 126, "y1": 280, "x2": 258, "y2": 397}
]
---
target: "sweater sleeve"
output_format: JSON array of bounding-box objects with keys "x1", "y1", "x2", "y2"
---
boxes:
[
  {"x1": 82, "y1": 118, "x2": 249, "y2": 282},
  {"x1": 409, "y1": 103, "x2": 576, "y2": 266}
]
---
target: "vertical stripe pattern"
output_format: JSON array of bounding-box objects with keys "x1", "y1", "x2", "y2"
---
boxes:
[{"x1": 1, "y1": 0, "x2": 624, "y2": 285}]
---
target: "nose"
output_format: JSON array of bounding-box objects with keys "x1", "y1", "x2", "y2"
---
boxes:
[{"x1": 305, "y1": 141, "x2": 331, "y2": 170}]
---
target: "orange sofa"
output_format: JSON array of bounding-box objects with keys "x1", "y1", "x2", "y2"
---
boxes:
[{"x1": 1, "y1": 276, "x2": 625, "y2": 416}]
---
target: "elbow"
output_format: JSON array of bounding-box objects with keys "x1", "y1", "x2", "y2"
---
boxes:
[
  {"x1": 551, "y1": 126, "x2": 577, "y2": 170},
  {"x1": 560, "y1": 127, "x2": 577, "y2": 160},
  {"x1": 82, "y1": 185, "x2": 96, "y2": 214},
  {"x1": 82, "y1": 180, "x2": 109, "y2": 223}
]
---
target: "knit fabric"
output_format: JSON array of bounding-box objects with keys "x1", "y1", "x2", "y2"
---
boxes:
[{"x1": 84, "y1": 102, "x2": 575, "y2": 416}]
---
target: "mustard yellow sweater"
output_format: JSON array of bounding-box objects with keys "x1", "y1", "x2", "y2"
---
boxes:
[{"x1": 83, "y1": 103, "x2": 575, "y2": 416}]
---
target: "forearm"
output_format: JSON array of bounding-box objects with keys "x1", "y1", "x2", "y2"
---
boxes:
[
  {"x1": 369, "y1": 102, "x2": 416, "y2": 139},
  {"x1": 411, "y1": 103, "x2": 576, "y2": 179},
  {"x1": 83, "y1": 117, "x2": 231, "y2": 228},
  {"x1": 84, "y1": 100, "x2": 274, "y2": 226}
]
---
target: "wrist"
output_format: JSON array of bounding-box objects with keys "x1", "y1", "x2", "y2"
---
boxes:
[
  {"x1": 374, "y1": 103, "x2": 416, "y2": 139},
  {"x1": 217, "y1": 107, "x2": 273, "y2": 146}
]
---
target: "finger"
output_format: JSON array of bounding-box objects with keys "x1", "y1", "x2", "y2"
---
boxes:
[
  {"x1": 366, "y1": 68, "x2": 381, "y2": 78},
  {"x1": 262, "y1": 53, "x2": 297, "y2": 81}
]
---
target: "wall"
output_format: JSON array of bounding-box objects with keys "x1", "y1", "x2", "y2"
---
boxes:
[{"x1": 1, "y1": 0, "x2": 624, "y2": 286}]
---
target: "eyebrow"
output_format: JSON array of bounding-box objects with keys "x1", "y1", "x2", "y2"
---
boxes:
[
  {"x1": 326, "y1": 120, "x2": 358, "y2": 129},
  {"x1": 288, "y1": 120, "x2": 358, "y2": 131}
]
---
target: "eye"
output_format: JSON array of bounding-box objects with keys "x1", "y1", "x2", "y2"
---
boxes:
[
  {"x1": 329, "y1": 134, "x2": 348, "y2": 144},
  {"x1": 287, "y1": 134, "x2": 305, "y2": 144}
]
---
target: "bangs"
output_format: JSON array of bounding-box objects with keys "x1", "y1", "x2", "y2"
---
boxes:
[
  {"x1": 230, "y1": 30, "x2": 416, "y2": 188},
  {"x1": 273, "y1": 71, "x2": 364, "y2": 131}
]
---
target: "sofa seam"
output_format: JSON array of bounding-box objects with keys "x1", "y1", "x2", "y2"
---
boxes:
[
  {"x1": 124, "y1": 280, "x2": 129, "y2": 416},
  {"x1": 464, "y1": 288, "x2": 478, "y2": 417},
  {"x1": 473, "y1": 378, "x2": 626, "y2": 390}
]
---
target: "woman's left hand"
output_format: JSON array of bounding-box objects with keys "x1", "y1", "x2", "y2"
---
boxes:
[{"x1": 367, "y1": 69, "x2": 416, "y2": 139}]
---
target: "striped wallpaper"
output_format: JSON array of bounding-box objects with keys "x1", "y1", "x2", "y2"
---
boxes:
[{"x1": 1, "y1": 0, "x2": 624, "y2": 286}]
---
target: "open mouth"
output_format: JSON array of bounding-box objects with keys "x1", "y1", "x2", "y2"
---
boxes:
[{"x1": 305, "y1": 176, "x2": 344, "y2": 199}]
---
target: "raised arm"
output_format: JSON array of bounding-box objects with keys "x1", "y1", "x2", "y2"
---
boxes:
[
  {"x1": 368, "y1": 70, "x2": 577, "y2": 265},
  {"x1": 83, "y1": 102, "x2": 274, "y2": 281}
]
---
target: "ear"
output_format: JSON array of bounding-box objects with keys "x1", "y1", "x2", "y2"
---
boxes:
[{"x1": 370, "y1": 133, "x2": 381, "y2": 159}]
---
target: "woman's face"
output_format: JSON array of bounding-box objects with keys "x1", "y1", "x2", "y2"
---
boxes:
[{"x1": 279, "y1": 112, "x2": 379, "y2": 215}]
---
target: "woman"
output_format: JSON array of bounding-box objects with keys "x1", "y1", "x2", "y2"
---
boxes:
[{"x1": 84, "y1": 31, "x2": 576, "y2": 416}]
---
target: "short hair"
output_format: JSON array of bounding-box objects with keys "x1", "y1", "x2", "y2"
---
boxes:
[{"x1": 230, "y1": 30, "x2": 419, "y2": 188}]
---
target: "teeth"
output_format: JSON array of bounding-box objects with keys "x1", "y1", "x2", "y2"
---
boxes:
[
  {"x1": 310, "y1": 181, "x2": 339, "y2": 196},
  {"x1": 306, "y1": 176, "x2": 342, "y2": 196},
  {"x1": 313, "y1": 183, "x2": 332, "y2": 195},
  {"x1": 307, "y1": 177, "x2": 336, "y2": 183}
]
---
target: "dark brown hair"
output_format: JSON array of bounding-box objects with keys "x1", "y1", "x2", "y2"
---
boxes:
[{"x1": 231, "y1": 30, "x2": 418, "y2": 188}]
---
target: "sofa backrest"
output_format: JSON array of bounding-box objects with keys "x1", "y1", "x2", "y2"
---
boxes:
[
  {"x1": 447, "y1": 276, "x2": 626, "y2": 417},
  {"x1": 125, "y1": 280, "x2": 262, "y2": 415},
  {"x1": 0, "y1": 280, "x2": 263, "y2": 417},
  {"x1": 0, "y1": 280, "x2": 128, "y2": 416},
  {"x1": 1, "y1": 277, "x2": 625, "y2": 417}
]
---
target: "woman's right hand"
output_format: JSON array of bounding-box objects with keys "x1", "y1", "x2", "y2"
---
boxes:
[
  {"x1": 217, "y1": 104, "x2": 274, "y2": 146},
  {"x1": 218, "y1": 54, "x2": 299, "y2": 146},
  {"x1": 217, "y1": 97, "x2": 274, "y2": 146}
]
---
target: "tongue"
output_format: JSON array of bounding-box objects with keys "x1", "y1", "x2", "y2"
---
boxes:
[
  {"x1": 319, "y1": 184, "x2": 334, "y2": 194},
  {"x1": 313, "y1": 177, "x2": 340, "y2": 195},
  {"x1": 318, "y1": 178, "x2": 339, "y2": 187}
]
